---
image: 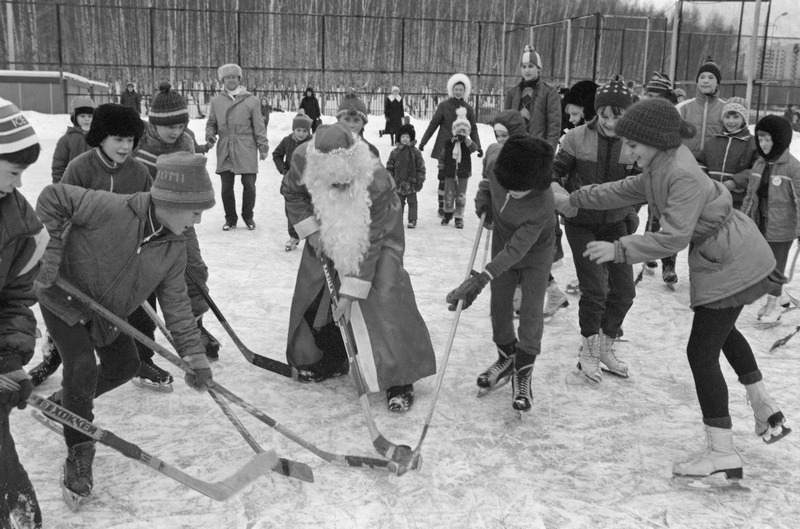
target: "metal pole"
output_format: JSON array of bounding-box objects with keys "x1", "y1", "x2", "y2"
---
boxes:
[
  {"x1": 501, "y1": 4, "x2": 506, "y2": 94},
  {"x1": 149, "y1": 7, "x2": 156, "y2": 92},
  {"x1": 619, "y1": 28, "x2": 626, "y2": 77},
  {"x1": 5, "y1": 2, "x2": 14, "y2": 69},
  {"x1": 550, "y1": 25, "x2": 556, "y2": 83},
  {"x1": 643, "y1": 17, "x2": 651, "y2": 85},
  {"x1": 745, "y1": 0, "x2": 763, "y2": 109},
  {"x1": 476, "y1": 22, "x2": 482, "y2": 121},
  {"x1": 683, "y1": 33, "x2": 693, "y2": 85},
  {"x1": 321, "y1": 15, "x2": 326, "y2": 114},
  {"x1": 669, "y1": 0, "x2": 682, "y2": 83},
  {"x1": 592, "y1": 13, "x2": 602, "y2": 82},
  {"x1": 564, "y1": 18, "x2": 572, "y2": 87},
  {"x1": 400, "y1": 18, "x2": 405, "y2": 91},
  {"x1": 757, "y1": 0, "x2": 772, "y2": 120},
  {"x1": 733, "y1": 0, "x2": 745, "y2": 96}
]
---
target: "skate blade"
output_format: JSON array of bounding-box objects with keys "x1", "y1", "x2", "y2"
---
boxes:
[
  {"x1": 131, "y1": 377, "x2": 174, "y2": 393},
  {"x1": 476, "y1": 376, "x2": 512, "y2": 398},
  {"x1": 62, "y1": 480, "x2": 90, "y2": 512},
  {"x1": 600, "y1": 366, "x2": 630, "y2": 379},
  {"x1": 756, "y1": 320, "x2": 781, "y2": 330},
  {"x1": 671, "y1": 475, "x2": 751, "y2": 493},
  {"x1": 664, "y1": 282, "x2": 677, "y2": 291},
  {"x1": 564, "y1": 370, "x2": 601, "y2": 388},
  {"x1": 763, "y1": 424, "x2": 792, "y2": 444}
]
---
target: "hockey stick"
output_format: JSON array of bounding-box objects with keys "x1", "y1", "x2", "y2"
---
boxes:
[
  {"x1": 53, "y1": 279, "x2": 396, "y2": 472},
  {"x1": 185, "y1": 267, "x2": 296, "y2": 379},
  {"x1": 770, "y1": 291, "x2": 800, "y2": 351},
  {"x1": 396, "y1": 213, "x2": 487, "y2": 475},
  {"x1": 0, "y1": 375, "x2": 276, "y2": 502},
  {"x1": 140, "y1": 303, "x2": 314, "y2": 483},
  {"x1": 319, "y1": 257, "x2": 416, "y2": 473},
  {"x1": 634, "y1": 207, "x2": 654, "y2": 285}
]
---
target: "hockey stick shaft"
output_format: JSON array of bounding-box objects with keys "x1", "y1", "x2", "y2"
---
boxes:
[
  {"x1": 0, "y1": 375, "x2": 276, "y2": 502},
  {"x1": 53, "y1": 278, "x2": 394, "y2": 471},
  {"x1": 770, "y1": 291, "x2": 800, "y2": 351},
  {"x1": 140, "y1": 303, "x2": 314, "y2": 483},
  {"x1": 185, "y1": 267, "x2": 296, "y2": 378}
]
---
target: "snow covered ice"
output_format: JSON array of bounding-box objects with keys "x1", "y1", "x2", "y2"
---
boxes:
[{"x1": 10, "y1": 109, "x2": 800, "y2": 528}]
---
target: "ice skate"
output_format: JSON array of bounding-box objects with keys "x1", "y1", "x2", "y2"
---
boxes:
[
  {"x1": 598, "y1": 333, "x2": 629, "y2": 378},
  {"x1": 62, "y1": 441, "x2": 96, "y2": 511},
  {"x1": 757, "y1": 295, "x2": 782, "y2": 327},
  {"x1": 454, "y1": 218, "x2": 464, "y2": 229},
  {"x1": 29, "y1": 332, "x2": 62, "y2": 386},
  {"x1": 285, "y1": 237, "x2": 300, "y2": 251},
  {"x1": 662, "y1": 263, "x2": 677, "y2": 289},
  {"x1": 644, "y1": 261, "x2": 657, "y2": 275},
  {"x1": 576, "y1": 335, "x2": 602, "y2": 383},
  {"x1": 131, "y1": 356, "x2": 174, "y2": 393},
  {"x1": 296, "y1": 355, "x2": 349, "y2": 383},
  {"x1": 440, "y1": 212, "x2": 453, "y2": 226},
  {"x1": 565, "y1": 279, "x2": 580, "y2": 295},
  {"x1": 543, "y1": 279, "x2": 569, "y2": 319},
  {"x1": 511, "y1": 359, "x2": 534, "y2": 415},
  {"x1": 672, "y1": 426, "x2": 749, "y2": 492},
  {"x1": 745, "y1": 381, "x2": 792, "y2": 444},
  {"x1": 387, "y1": 384, "x2": 414, "y2": 412},
  {"x1": 476, "y1": 342, "x2": 516, "y2": 398}
]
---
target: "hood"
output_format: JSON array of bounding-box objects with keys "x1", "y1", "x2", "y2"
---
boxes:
[
  {"x1": 492, "y1": 110, "x2": 527, "y2": 138},
  {"x1": 755, "y1": 115, "x2": 792, "y2": 161},
  {"x1": 447, "y1": 73, "x2": 472, "y2": 100}
]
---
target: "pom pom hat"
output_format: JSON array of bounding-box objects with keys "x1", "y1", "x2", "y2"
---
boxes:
[
  {"x1": 645, "y1": 72, "x2": 673, "y2": 95},
  {"x1": 697, "y1": 56, "x2": 722, "y2": 84},
  {"x1": 722, "y1": 97, "x2": 749, "y2": 124},
  {"x1": 494, "y1": 136, "x2": 554, "y2": 192},
  {"x1": 217, "y1": 63, "x2": 242, "y2": 81},
  {"x1": 595, "y1": 75, "x2": 633, "y2": 110},
  {"x1": 521, "y1": 45, "x2": 543, "y2": 69},
  {"x1": 615, "y1": 98, "x2": 688, "y2": 150},
  {"x1": 151, "y1": 152, "x2": 216, "y2": 210},
  {"x1": 292, "y1": 112, "x2": 313, "y2": 131},
  {"x1": 85, "y1": 103, "x2": 145, "y2": 149},
  {"x1": 0, "y1": 97, "x2": 39, "y2": 154},
  {"x1": 336, "y1": 92, "x2": 369, "y2": 124},
  {"x1": 451, "y1": 107, "x2": 471, "y2": 137},
  {"x1": 149, "y1": 81, "x2": 189, "y2": 127}
]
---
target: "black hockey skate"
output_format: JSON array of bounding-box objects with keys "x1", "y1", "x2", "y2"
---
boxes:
[
  {"x1": 511, "y1": 364, "x2": 533, "y2": 414},
  {"x1": 132, "y1": 356, "x2": 174, "y2": 393},
  {"x1": 29, "y1": 334, "x2": 62, "y2": 386},
  {"x1": 62, "y1": 441, "x2": 96, "y2": 511},
  {"x1": 476, "y1": 342, "x2": 516, "y2": 398}
]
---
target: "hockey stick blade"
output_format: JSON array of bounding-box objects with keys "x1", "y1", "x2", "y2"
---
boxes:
[
  {"x1": 0, "y1": 378, "x2": 277, "y2": 502},
  {"x1": 53, "y1": 279, "x2": 397, "y2": 473},
  {"x1": 185, "y1": 268, "x2": 296, "y2": 378}
]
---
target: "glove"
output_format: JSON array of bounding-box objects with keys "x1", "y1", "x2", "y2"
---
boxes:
[
  {"x1": 183, "y1": 353, "x2": 213, "y2": 391},
  {"x1": 475, "y1": 193, "x2": 493, "y2": 225},
  {"x1": 477, "y1": 149, "x2": 484, "y2": 158},
  {"x1": 419, "y1": 143, "x2": 425, "y2": 152},
  {"x1": 205, "y1": 135, "x2": 217, "y2": 147},
  {"x1": 446, "y1": 271, "x2": 491, "y2": 311},
  {"x1": 34, "y1": 250, "x2": 61, "y2": 293},
  {"x1": 0, "y1": 370, "x2": 33, "y2": 410}
]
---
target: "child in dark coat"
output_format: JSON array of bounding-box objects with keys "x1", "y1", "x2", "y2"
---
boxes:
[
  {"x1": 273, "y1": 112, "x2": 313, "y2": 251},
  {"x1": 52, "y1": 96, "x2": 95, "y2": 183},
  {"x1": 439, "y1": 107, "x2": 477, "y2": 228},
  {"x1": 386, "y1": 124, "x2": 425, "y2": 228}
]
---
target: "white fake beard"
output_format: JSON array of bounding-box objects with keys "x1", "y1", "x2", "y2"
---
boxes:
[{"x1": 303, "y1": 141, "x2": 376, "y2": 276}]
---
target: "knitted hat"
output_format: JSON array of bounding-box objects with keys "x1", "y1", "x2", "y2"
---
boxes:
[
  {"x1": 218, "y1": 63, "x2": 242, "y2": 81},
  {"x1": 722, "y1": 97, "x2": 749, "y2": 123},
  {"x1": 336, "y1": 92, "x2": 369, "y2": 124},
  {"x1": 452, "y1": 107, "x2": 471, "y2": 137},
  {"x1": 292, "y1": 112, "x2": 313, "y2": 131},
  {"x1": 755, "y1": 115, "x2": 792, "y2": 161},
  {"x1": 595, "y1": 75, "x2": 633, "y2": 110},
  {"x1": 697, "y1": 56, "x2": 721, "y2": 84},
  {"x1": 126, "y1": 81, "x2": 135, "y2": 88},
  {"x1": 521, "y1": 45, "x2": 542, "y2": 69},
  {"x1": 151, "y1": 152, "x2": 216, "y2": 210},
  {"x1": 492, "y1": 110, "x2": 527, "y2": 138},
  {"x1": 563, "y1": 80, "x2": 599, "y2": 121},
  {"x1": 674, "y1": 88, "x2": 687, "y2": 100},
  {"x1": 395, "y1": 123, "x2": 415, "y2": 143},
  {"x1": 85, "y1": 103, "x2": 145, "y2": 149},
  {"x1": 616, "y1": 98, "x2": 688, "y2": 150},
  {"x1": 645, "y1": 72, "x2": 672, "y2": 95},
  {"x1": 149, "y1": 82, "x2": 189, "y2": 127},
  {"x1": 313, "y1": 123, "x2": 356, "y2": 154},
  {"x1": 69, "y1": 96, "x2": 96, "y2": 126},
  {"x1": 494, "y1": 136, "x2": 554, "y2": 192},
  {"x1": 0, "y1": 97, "x2": 39, "y2": 154}
]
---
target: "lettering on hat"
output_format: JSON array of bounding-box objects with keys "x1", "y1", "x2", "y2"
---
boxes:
[
  {"x1": 12, "y1": 115, "x2": 29, "y2": 127},
  {"x1": 156, "y1": 169, "x2": 187, "y2": 183}
]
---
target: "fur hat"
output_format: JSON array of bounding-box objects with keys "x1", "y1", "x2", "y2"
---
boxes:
[
  {"x1": 149, "y1": 82, "x2": 189, "y2": 127},
  {"x1": 218, "y1": 63, "x2": 242, "y2": 81},
  {"x1": 0, "y1": 97, "x2": 39, "y2": 154},
  {"x1": 563, "y1": 80, "x2": 599, "y2": 122},
  {"x1": 645, "y1": 72, "x2": 672, "y2": 95},
  {"x1": 755, "y1": 115, "x2": 793, "y2": 161},
  {"x1": 492, "y1": 110, "x2": 527, "y2": 138},
  {"x1": 722, "y1": 97, "x2": 749, "y2": 124},
  {"x1": 292, "y1": 112, "x2": 313, "y2": 131},
  {"x1": 495, "y1": 136, "x2": 554, "y2": 192},
  {"x1": 595, "y1": 75, "x2": 633, "y2": 110},
  {"x1": 151, "y1": 152, "x2": 215, "y2": 211},
  {"x1": 521, "y1": 44, "x2": 542, "y2": 69},
  {"x1": 447, "y1": 73, "x2": 471, "y2": 100},
  {"x1": 336, "y1": 92, "x2": 369, "y2": 124},
  {"x1": 85, "y1": 103, "x2": 145, "y2": 149},
  {"x1": 70, "y1": 96, "x2": 96, "y2": 127},
  {"x1": 697, "y1": 56, "x2": 721, "y2": 84},
  {"x1": 395, "y1": 123, "x2": 416, "y2": 143},
  {"x1": 452, "y1": 107, "x2": 471, "y2": 137},
  {"x1": 616, "y1": 98, "x2": 691, "y2": 150}
]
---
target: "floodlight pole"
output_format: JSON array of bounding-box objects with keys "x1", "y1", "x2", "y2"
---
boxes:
[
  {"x1": 643, "y1": 17, "x2": 651, "y2": 85},
  {"x1": 745, "y1": 0, "x2": 763, "y2": 109},
  {"x1": 668, "y1": 0, "x2": 682, "y2": 83},
  {"x1": 564, "y1": 18, "x2": 572, "y2": 87}
]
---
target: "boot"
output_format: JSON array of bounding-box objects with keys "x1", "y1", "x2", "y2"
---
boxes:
[
  {"x1": 440, "y1": 212, "x2": 453, "y2": 225},
  {"x1": 745, "y1": 380, "x2": 792, "y2": 443},
  {"x1": 662, "y1": 263, "x2": 678, "y2": 285},
  {"x1": 543, "y1": 279, "x2": 569, "y2": 317},
  {"x1": 29, "y1": 333, "x2": 62, "y2": 386},
  {"x1": 477, "y1": 341, "x2": 516, "y2": 391},
  {"x1": 511, "y1": 353, "x2": 535, "y2": 412},
  {"x1": 577, "y1": 334, "x2": 602, "y2": 382},
  {"x1": 64, "y1": 441, "x2": 96, "y2": 496},
  {"x1": 598, "y1": 333, "x2": 629, "y2": 378},
  {"x1": 758, "y1": 295, "x2": 782, "y2": 324},
  {"x1": 672, "y1": 426, "x2": 743, "y2": 480},
  {"x1": 197, "y1": 317, "x2": 220, "y2": 362},
  {"x1": 454, "y1": 218, "x2": 464, "y2": 229}
]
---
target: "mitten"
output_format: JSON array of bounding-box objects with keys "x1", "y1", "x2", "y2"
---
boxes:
[
  {"x1": 34, "y1": 250, "x2": 61, "y2": 293},
  {"x1": 0, "y1": 369, "x2": 33, "y2": 410},
  {"x1": 419, "y1": 143, "x2": 425, "y2": 152},
  {"x1": 477, "y1": 148, "x2": 484, "y2": 158},
  {"x1": 205, "y1": 135, "x2": 217, "y2": 147},
  {"x1": 474, "y1": 193, "x2": 493, "y2": 224},
  {"x1": 446, "y1": 271, "x2": 491, "y2": 311},
  {"x1": 183, "y1": 353, "x2": 213, "y2": 391}
]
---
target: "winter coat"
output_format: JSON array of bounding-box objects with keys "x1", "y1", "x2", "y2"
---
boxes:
[
  {"x1": 570, "y1": 145, "x2": 775, "y2": 308},
  {"x1": 741, "y1": 150, "x2": 800, "y2": 242},
  {"x1": 260, "y1": 102, "x2": 271, "y2": 128},
  {"x1": 696, "y1": 127, "x2": 758, "y2": 208},
  {"x1": 120, "y1": 90, "x2": 142, "y2": 114},
  {"x1": 384, "y1": 95, "x2": 404, "y2": 135},
  {"x1": 504, "y1": 79, "x2": 562, "y2": 150},
  {"x1": 419, "y1": 98, "x2": 481, "y2": 160},
  {"x1": 51, "y1": 127, "x2": 91, "y2": 183},
  {"x1": 280, "y1": 141, "x2": 436, "y2": 391},
  {"x1": 386, "y1": 143, "x2": 425, "y2": 195},
  {"x1": 272, "y1": 133, "x2": 311, "y2": 175},
  {"x1": 62, "y1": 148, "x2": 152, "y2": 195},
  {"x1": 552, "y1": 119, "x2": 639, "y2": 226},
  {"x1": 0, "y1": 190, "x2": 45, "y2": 373},
  {"x1": 440, "y1": 135, "x2": 477, "y2": 180},
  {"x1": 299, "y1": 92, "x2": 321, "y2": 122},
  {"x1": 205, "y1": 89, "x2": 269, "y2": 174},
  {"x1": 134, "y1": 122, "x2": 196, "y2": 177},
  {"x1": 482, "y1": 110, "x2": 528, "y2": 180},
  {"x1": 677, "y1": 89, "x2": 726, "y2": 158},
  {"x1": 35, "y1": 185, "x2": 205, "y2": 356}
]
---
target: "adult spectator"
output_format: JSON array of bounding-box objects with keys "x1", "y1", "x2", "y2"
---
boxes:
[
  {"x1": 383, "y1": 86, "x2": 405, "y2": 145},
  {"x1": 120, "y1": 82, "x2": 142, "y2": 115},
  {"x1": 299, "y1": 87, "x2": 322, "y2": 133}
]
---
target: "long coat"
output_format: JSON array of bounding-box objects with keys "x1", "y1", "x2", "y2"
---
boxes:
[
  {"x1": 504, "y1": 80, "x2": 562, "y2": 150},
  {"x1": 280, "y1": 141, "x2": 436, "y2": 391},
  {"x1": 419, "y1": 97, "x2": 480, "y2": 160},
  {"x1": 384, "y1": 96, "x2": 404, "y2": 135},
  {"x1": 205, "y1": 90, "x2": 269, "y2": 175}
]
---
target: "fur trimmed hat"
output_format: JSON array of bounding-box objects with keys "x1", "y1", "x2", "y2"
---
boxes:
[
  {"x1": 616, "y1": 98, "x2": 691, "y2": 150},
  {"x1": 452, "y1": 107, "x2": 471, "y2": 137},
  {"x1": 447, "y1": 73, "x2": 471, "y2": 100},
  {"x1": 70, "y1": 96, "x2": 96, "y2": 127},
  {"x1": 313, "y1": 123, "x2": 356, "y2": 154},
  {"x1": 0, "y1": 97, "x2": 39, "y2": 154},
  {"x1": 755, "y1": 115, "x2": 793, "y2": 161},
  {"x1": 495, "y1": 136, "x2": 554, "y2": 192},
  {"x1": 645, "y1": 72, "x2": 672, "y2": 95},
  {"x1": 722, "y1": 97, "x2": 749, "y2": 124},
  {"x1": 563, "y1": 80, "x2": 599, "y2": 122},
  {"x1": 149, "y1": 81, "x2": 189, "y2": 127},
  {"x1": 595, "y1": 75, "x2": 633, "y2": 110},
  {"x1": 218, "y1": 63, "x2": 243, "y2": 81},
  {"x1": 151, "y1": 152, "x2": 215, "y2": 211},
  {"x1": 395, "y1": 123, "x2": 416, "y2": 143},
  {"x1": 492, "y1": 110, "x2": 527, "y2": 138},
  {"x1": 521, "y1": 44, "x2": 543, "y2": 69},
  {"x1": 336, "y1": 92, "x2": 369, "y2": 124},
  {"x1": 697, "y1": 56, "x2": 721, "y2": 84},
  {"x1": 292, "y1": 112, "x2": 313, "y2": 131},
  {"x1": 85, "y1": 103, "x2": 145, "y2": 149}
]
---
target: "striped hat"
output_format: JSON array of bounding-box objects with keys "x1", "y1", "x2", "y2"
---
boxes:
[
  {"x1": 645, "y1": 72, "x2": 673, "y2": 95},
  {"x1": 0, "y1": 98, "x2": 39, "y2": 154},
  {"x1": 149, "y1": 82, "x2": 189, "y2": 126}
]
